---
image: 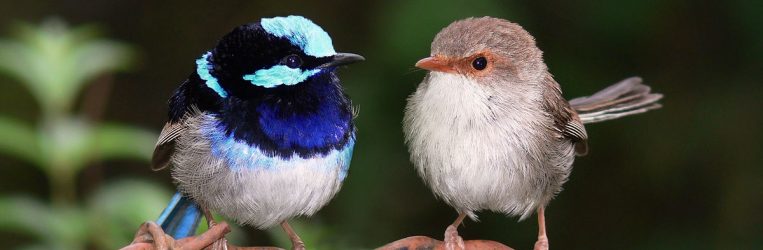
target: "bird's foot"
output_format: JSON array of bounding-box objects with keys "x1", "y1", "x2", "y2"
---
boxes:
[
  {"x1": 444, "y1": 224, "x2": 466, "y2": 250},
  {"x1": 206, "y1": 237, "x2": 228, "y2": 250},
  {"x1": 121, "y1": 221, "x2": 231, "y2": 250},
  {"x1": 205, "y1": 221, "x2": 229, "y2": 250},
  {"x1": 202, "y1": 210, "x2": 231, "y2": 250},
  {"x1": 290, "y1": 239, "x2": 305, "y2": 250},
  {"x1": 533, "y1": 234, "x2": 549, "y2": 250},
  {"x1": 279, "y1": 221, "x2": 306, "y2": 250}
]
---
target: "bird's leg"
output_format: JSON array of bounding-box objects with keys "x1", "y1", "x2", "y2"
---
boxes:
[
  {"x1": 204, "y1": 208, "x2": 216, "y2": 227},
  {"x1": 444, "y1": 212, "x2": 467, "y2": 250},
  {"x1": 125, "y1": 221, "x2": 172, "y2": 250},
  {"x1": 203, "y1": 208, "x2": 229, "y2": 250},
  {"x1": 533, "y1": 206, "x2": 549, "y2": 250},
  {"x1": 280, "y1": 221, "x2": 306, "y2": 250},
  {"x1": 122, "y1": 220, "x2": 232, "y2": 250}
]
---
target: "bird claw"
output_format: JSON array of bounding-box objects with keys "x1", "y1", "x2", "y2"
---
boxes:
[
  {"x1": 291, "y1": 241, "x2": 305, "y2": 250},
  {"x1": 120, "y1": 221, "x2": 231, "y2": 250},
  {"x1": 205, "y1": 237, "x2": 228, "y2": 250},
  {"x1": 121, "y1": 221, "x2": 292, "y2": 250},
  {"x1": 533, "y1": 235, "x2": 549, "y2": 250},
  {"x1": 444, "y1": 224, "x2": 466, "y2": 250}
]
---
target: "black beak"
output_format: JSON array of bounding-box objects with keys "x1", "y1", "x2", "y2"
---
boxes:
[{"x1": 318, "y1": 53, "x2": 365, "y2": 68}]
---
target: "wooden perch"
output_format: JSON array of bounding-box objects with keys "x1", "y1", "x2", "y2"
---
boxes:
[
  {"x1": 120, "y1": 221, "x2": 284, "y2": 250},
  {"x1": 120, "y1": 222, "x2": 514, "y2": 250},
  {"x1": 377, "y1": 236, "x2": 513, "y2": 250}
]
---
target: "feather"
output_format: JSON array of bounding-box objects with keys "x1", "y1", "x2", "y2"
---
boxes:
[
  {"x1": 570, "y1": 77, "x2": 663, "y2": 124},
  {"x1": 151, "y1": 106, "x2": 202, "y2": 171},
  {"x1": 156, "y1": 192, "x2": 203, "y2": 239},
  {"x1": 151, "y1": 123, "x2": 182, "y2": 171},
  {"x1": 541, "y1": 75, "x2": 588, "y2": 155}
]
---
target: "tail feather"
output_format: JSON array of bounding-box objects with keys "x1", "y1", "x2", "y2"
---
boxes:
[
  {"x1": 157, "y1": 192, "x2": 203, "y2": 239},
  {"x1": 570, "y1": 77, "x2": 663, "y2": 124}
]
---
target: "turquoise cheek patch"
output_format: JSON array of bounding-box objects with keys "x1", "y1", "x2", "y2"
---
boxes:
[
  {"x1": 243, "y1": 65, "x2": 320, "y2": 88},
  {"x1": 196, "y1": 52, "x2": 228, "y2": 98}
]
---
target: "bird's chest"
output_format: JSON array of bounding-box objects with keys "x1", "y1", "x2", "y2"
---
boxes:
[
  {"x1": 405, "y1": 74, "x2": 549, "y2": 172},
  {"x1": 171, "y1": 114, "x2": 354, "y2": 227},
  {"x1": 404, "y1": 74, "x2": 566, "y2": 216},
  {"x1": 217, "y1": 94, "x2": 354, "y2": 159},
  {"x1": 191, "y1": 112, "x2": 354, "y2": 174}
]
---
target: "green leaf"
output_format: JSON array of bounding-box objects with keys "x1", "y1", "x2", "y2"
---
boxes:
[
  {"x1": 0, "y1": 116, "x2": 43, "y2": 166},
  {"x1": 0, "y1": 19, "x2": 133, "y2": 115},
  {"x1": 69, "y1": 40, "x2": 133, "y2": 98},
  {"x1": 86, "y1": 179, "x2": 171, "y2": 249},
  {"x1": 0, "y1": 196, "x2": 87, "y2": 249},
  {"x1": 0, "y1": 196, "x2": 53, "y2": 239},
  {"x1": 42, "y1": 119, "x2": 155, "y2": 174},
  {"x1": 42, "y1": 117, "x2": 91, "y2": 173},
  {"x1": 89, "y1": 123, "x2": 156, "y2": 161}
]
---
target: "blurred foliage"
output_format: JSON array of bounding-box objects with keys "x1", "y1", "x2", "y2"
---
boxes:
[
  {"x1": 0, "y1": 1, "x2": 761, "y2": 249},
  {"x1": 0, "y1": 20, "x2": 167, "y2": 249},
  {"x1": 0, "y1": 20, "x2": 132, "y2": 116}
]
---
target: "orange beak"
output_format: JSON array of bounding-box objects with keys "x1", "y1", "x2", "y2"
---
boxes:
[{"x1": 415, "y1": 56, "x2": 457, "y2": 73}]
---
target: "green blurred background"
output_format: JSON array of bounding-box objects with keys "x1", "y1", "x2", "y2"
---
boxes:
[{"x1": 0, "y1": 1, "x2": 760, "y2": 249}]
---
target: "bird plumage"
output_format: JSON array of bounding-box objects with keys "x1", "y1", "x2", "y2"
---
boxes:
[
  {"x1": 570, "y1": 77, "x2": 663, "y2": 124},
  {"x1": 156, "y1": 192, "x2": 202, "y2": 239},
  {"x1": 405, "y1": 16, "x2": 662, "y2": 249},
  {"x1": 405, "y1": 71, "x2": 572, "y2": 220},
  {"x1": 151, "y1": 16, "x2": 362, "y2": 238}
]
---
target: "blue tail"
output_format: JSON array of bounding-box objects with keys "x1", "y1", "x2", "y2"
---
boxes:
[{"x1": 156, "y1": 192, "x2": 203, "y2": 238}]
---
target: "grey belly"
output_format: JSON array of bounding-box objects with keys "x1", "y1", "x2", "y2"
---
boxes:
[{"x1": 169, "y1": 115, "x2": 346, "y2": 229}]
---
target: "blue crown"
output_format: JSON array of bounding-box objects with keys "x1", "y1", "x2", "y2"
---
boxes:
[{"x1": 260, "y1": 16, "x2": 337, "y2": 57}]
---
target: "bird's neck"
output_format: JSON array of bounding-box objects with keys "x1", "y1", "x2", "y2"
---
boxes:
[{"x1": 217, "y1": 72, "x2": 354, "y2": 159}]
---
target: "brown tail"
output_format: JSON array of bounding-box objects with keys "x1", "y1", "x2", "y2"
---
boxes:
[{"x1": 569, "y1": 77, "x2": 663, "y2": 124}]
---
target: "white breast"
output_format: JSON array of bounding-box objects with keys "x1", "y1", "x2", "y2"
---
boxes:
[
  {"x1": 170, "y1": 114, "x2": 350, "y2": 229},
  {"x1": 403, "y1": 72, "x2": 572, "y2": 220}
]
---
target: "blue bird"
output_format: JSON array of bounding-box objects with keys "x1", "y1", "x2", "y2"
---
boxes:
[{"x1": 150, "y1": 15, "x2": 363, "y2": 249}]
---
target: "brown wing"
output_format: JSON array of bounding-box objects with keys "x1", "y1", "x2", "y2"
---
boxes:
[
  {"x1": 541, "y1": 74, "x2": 589, "y2": 156},
  {"x1": 151, "y1": 105, "x2": 202, "y2": 171},
  {"x1": 569, "y1": 77, "x2": 663, "y2": 124},
  {"x1": 151, "y1": 122, "x2": 184, "y2": 170}
]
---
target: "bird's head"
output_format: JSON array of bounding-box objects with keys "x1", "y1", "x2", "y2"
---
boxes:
[
  {"x1": 197, "y1": 15, "x2": 364, "y2": 98},
  {"x1": 415, "y1": 17, "x2": 547, "y2": 90}
]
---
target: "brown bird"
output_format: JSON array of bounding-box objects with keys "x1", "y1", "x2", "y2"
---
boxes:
[{"x1": 403, "y1": 17, "x2": 662, "y2": 249}]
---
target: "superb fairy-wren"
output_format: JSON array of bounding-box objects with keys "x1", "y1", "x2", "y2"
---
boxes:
[
  {"x1": 150, "y1": 15, "x2": 363, "y2": 249},
  {"x1": 403, "y1": 17, "x2": 662, "y2": 250}
]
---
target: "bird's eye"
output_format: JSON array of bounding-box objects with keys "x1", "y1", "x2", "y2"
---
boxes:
[
  {"x1": 284, "y1": 54, "x2": 303, "y2": 68},
  {"x1": 472, "y1": 56, "x2": 488, "y2": 70}
]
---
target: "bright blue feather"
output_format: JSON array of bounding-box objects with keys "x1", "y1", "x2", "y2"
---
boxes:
[
  {"x1": 243, "y1": 65, "x2": 320, "y2": 88},
  {"x1": 337, "y1": 136, "x2": 354, "y2": 180},
  {"x1": 196, "y1": 52, "x2": 228, "y2": 98},
  {"x1": 204, "y1": 114, "x2": 355, "y2": 176},
  {"x1": 157, "y1": 192, "x2": 203, "y2": 239},
  {"x1": 260, "y1": 16, "x2": 336, "y2": 57},
  {"x1": 256, "y1": 97, "x2": 350, "y2": 150}
]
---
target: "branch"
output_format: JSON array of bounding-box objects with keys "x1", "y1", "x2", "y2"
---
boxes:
[
  {"x1": 376, "y1": 236, "x2": 514, "y2": 250},
  {"x1": 120, "y1": 222, "x2": 515, "y2": 250}
]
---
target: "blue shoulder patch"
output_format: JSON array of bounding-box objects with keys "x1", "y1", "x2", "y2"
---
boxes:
[
  {"x1": 337, "y1": 135, "x2": 355, "y2": 180},
  {"x1": 196, "y1": 52, "x2": 228, "y2": 98},
  {"x1": 260, "y1": 16, "x2": 336, "y2": 57}
]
